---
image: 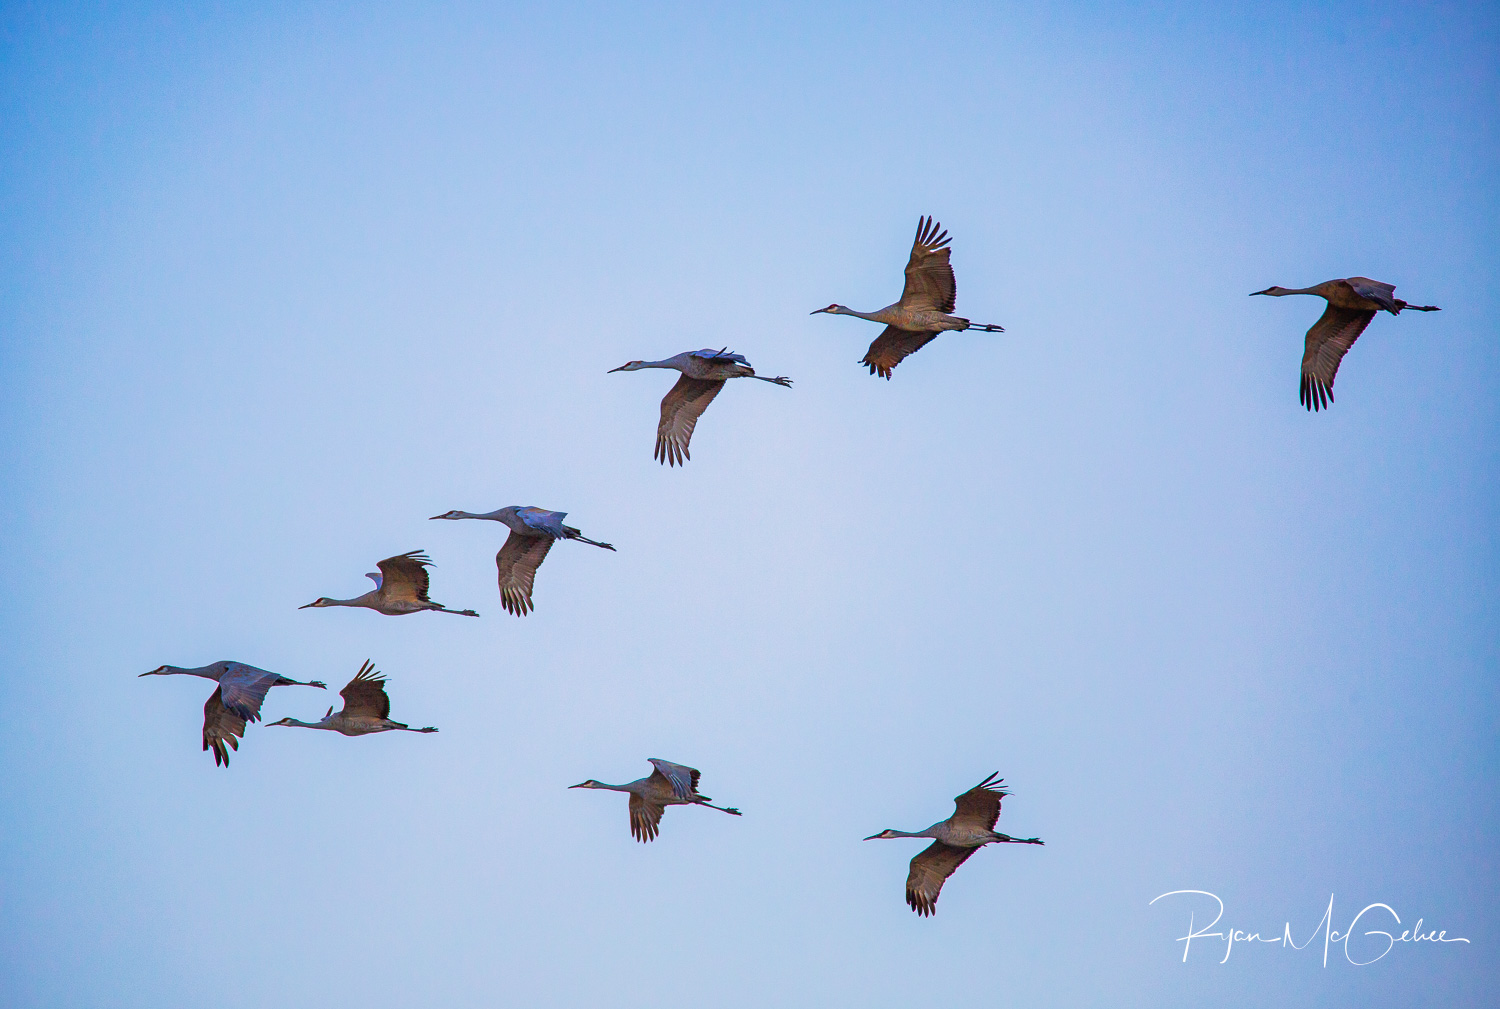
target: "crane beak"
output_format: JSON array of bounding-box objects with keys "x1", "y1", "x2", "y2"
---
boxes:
[
  {"x1": 567, "y1": 781, "x2": 589, "y2": 788},
  {"x1": 298, "y1": 601, "x2": 317, "y2": 609},
  {"x1": 809, "y1": 307, "x2": 829, "y2": 314},
  {"x1": 607, "y1": 364, "x2": 628, "y2": 373},
  {"x1": 1249, "y1": 288, "x2": 1274, "y2": 296},
  {"x1": 862, "y1": 831, "x2": 885, "y2": 840}
]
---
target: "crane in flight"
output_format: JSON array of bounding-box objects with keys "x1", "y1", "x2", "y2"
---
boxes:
[
  {"x1": 609, "y1": 349, "x2": 791, "y2": 466},
  {"x1": 300, "y1": 551, "x2": 478, "y2": 616},
  {"x1": 865, "y1": 772, "x2": 1042, "y2": 916},
  {"x1": 140, "y1": 660, "x2": 326, "y2": 767},
  {"x1": 269, "y1": 661, "x2": 437, "y2": 735},
  {"x1": 570, "y1": 758, "x2": 742, "y2": 841},
  {"x1": 1251, "y1": 277, "x2": 1439, "y2": 410},
  {"x1": 812, "y1": 216, "x2": 1004, "y2": 378},
  {"x1": 430, "y1": 505, "x2": 613, "y2": 616}
]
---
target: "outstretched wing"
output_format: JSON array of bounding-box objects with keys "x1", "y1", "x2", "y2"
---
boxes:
[
  {"x1": 495, "y1": 531, "x2": 554, "y2": 616},
  {"x1": 906, "y1": 841, "x2": 978, "y2": 916},
  {"x1": 898, "y1": 216, "x2": 956, "y2": 314},
  {"x1": 629, "y1": 792, "x2": 665, "y2": 842},
  {"x1": 655, "y1": 376, "x2": 725, "y2": 466},
  {"x1": 216, "y1": 663, "x2": 282, "y2": 722},
  {"x1": 339, "y1": 660, "x2": 391, "y2": 720},
  {"x1": 647, "y1": 758, "x2": 701, "y2": 800},
  {"x1": 1300, "y1": 304, "x2": 1376, "y2": 411},
  {"x1": 952, "y1": 772, "x2": 1008, "y2": 831},
  {"x1": 202, "y1": 687, "x2": 247, "y2": 768},
  {"x1": 377, "y1": 551, "x2": 434, "y2": 604},
  {"x1": 862, "y1": 326, "x2": 939, "y2": 379}
]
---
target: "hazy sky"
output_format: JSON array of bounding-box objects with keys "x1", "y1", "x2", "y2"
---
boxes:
[{"x1": 2, "y1": 3, "x2": 1496, "y2": 1007}]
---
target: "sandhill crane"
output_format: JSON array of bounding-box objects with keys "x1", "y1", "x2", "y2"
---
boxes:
[
  {"x1": 139, "y1": 660, "x2": 326, "y2": 767},
  {"x1": 812, "y1": 216, "x2": 1004, "y2": 379},
  {"x1": 608, "y1": 349, "x2": 792, "y2": 466},
  {"x1": 1251, "y1": 277, "x2": 1440, "y2": 411},
  {"x1": 570, "y1": 758, "x2": 742, "y2": 842},
  {"x1": 300, "y1": 551, "x2": 478, "y2": 616},
  {"x1": 269, "y1": 661, "x2": 437, "y2": 735},
  {"x1": 865, "y1": 773, "x2": 1042, "y2": 916},
  {"x1": 430, "y1": 505, "x2": 614, "y2": 616}
]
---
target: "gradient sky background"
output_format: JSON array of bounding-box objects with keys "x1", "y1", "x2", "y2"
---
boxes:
[{"x1": 2, "y1": 3, "x2": 1496, "y2": 1007}]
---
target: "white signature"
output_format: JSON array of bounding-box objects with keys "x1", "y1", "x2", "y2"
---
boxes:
[{"x1": 1149, "y1": 890, "x2": 1470, "y2": 965}]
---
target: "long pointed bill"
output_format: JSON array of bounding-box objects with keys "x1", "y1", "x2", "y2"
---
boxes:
[
  {"x1": 1249, "y1": 288, "x2": 1275, "y2": 296},
  {"x1": 607, "y1": 364, "x2": 629, "y2": 373},
  {"x1": 863, "y1": 832, "x2": 885, "y2": 840},
  {"x1": 298, "y1": 602, "x2": 317, "y2": 609}
]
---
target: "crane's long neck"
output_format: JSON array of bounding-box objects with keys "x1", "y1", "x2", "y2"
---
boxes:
[
  {"x1": 276, "y1": 717, "x2": 335, "y2": 730},
  {"x1": 840, "y1": 307, "x2": 892, "y2": 323},
  {"x1": 172, "y1": 664, "x2": 223, "y2": 681}
]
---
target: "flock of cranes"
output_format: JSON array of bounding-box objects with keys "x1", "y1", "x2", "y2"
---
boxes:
[{"x1": 139, "y1": 216, "x2": 1440, "y2": 914}]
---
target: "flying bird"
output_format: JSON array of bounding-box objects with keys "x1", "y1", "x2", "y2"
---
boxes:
[
  {"x1": 1251, "y1": 277, "x2": 1440, "y2": 410},
  {"x1": 570, "y1": 758, "x2": 742, "y2": 842},
  {"x1": 865, "y1": 773, "x2": 1042, "y2": 916},
  {"x1": 300, "y1": 551, "x2": 478, "y2": 616},
  {"x1": 140, "y1": 660, "x2": 327, "y2": 767},
  {"x1": 269, "y1": 661, "x2": 437, "y2": 735},
  {"x1": 430, "y1": 505, "x2": 614, "y2": 616},
  {"x1": 812, "y1": 216, "x2": 1004, "y2": 378},
  {"x1": 609, "y1": 349, "x2": 791, "y2": 466}
]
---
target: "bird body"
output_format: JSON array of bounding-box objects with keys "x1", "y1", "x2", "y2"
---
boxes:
[
  {"x1": 866, "y1": 773, "x2": 1042, "y2": 916},
  {"x1": 1251, "y1": 277, "x2": 1440, "y2": 410},
  {"x1": 430, "y1": 505, "x2": 614, "y2": 615},
  {"x1": 813, "y1": 216, "x2": 1004, "y2": 378},
  {"x1": 570, "y1": 758, "x2": 742, "y2": 842},
  {"x1": 140, "y1": 660, "x2": 327, "y2": 766},
  {"x1": 270, "y1": 661, "x2": 437, "y2": 735},
  {"x1": 301, "y1": 550, "x2": 478, "y2": 616},
  {"x1": 609, "y1": 349, "x2": 792, "y2": 466}
]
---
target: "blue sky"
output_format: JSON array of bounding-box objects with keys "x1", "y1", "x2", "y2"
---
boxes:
[{"x1": 2, "y1": 3, "x2": 1496, "y2": 1006}]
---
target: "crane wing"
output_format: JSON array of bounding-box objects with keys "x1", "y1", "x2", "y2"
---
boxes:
[
  {"x1": 862, "y1": 326, "x2": 939, "y2": 379},
  {"x1": 517, "y1": 507, "x2": 568, "y2": 538},
  {"x1": 898, "y1": 216, "x2": 956, "y2": 314},
  {"x1": 629, "y1": 792, "x2": 665, "y2": 842},
  {"x1": 1343, "y1": 277, "x2": 1401, "y2": 314},
  {"x1": 647, "y1": 758, "x2": 701, "y2": 800},
  {"x1": 906, "y1": 841, "x2": 978, "y2": 916},
  {"x1": 690, "y1": 349, "x2": 749, "y2": 365},
  {"x1": 655, "y1": 376, "x2": 725, "y2": 467},
  {"x1": 339, "y1": 661, "x2": 391, "y2": 720},
  {"x1": 496, "y1": 531, "x2": 554, "y2": 616},
  {"x1": 1300, "y1": 304, "x2": 1376, "y2": 411},
  {"x1": 377, "y1": 551, "x2": 434, "y2": 603},
  {"x1": 202, "y1": 687, "x2": 247, "y2": 768},
  {"x1": 216, "y1": 663, "x2": 281, "y2": 722},
  {"x1": 952, "y1": 772, "x2": 1007, "y2": 831}
]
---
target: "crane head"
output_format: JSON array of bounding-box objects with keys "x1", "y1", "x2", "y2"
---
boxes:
[
  {"x1": 569, "y1": 779, "x2": 604, "y2": 789},
  {"x1": 810, "y1": 304, "x2": 844, "y2": 315},
  {"x1": 863, "y1": 829, "x2": 901, "y2": 840},
  {"x1": 299, "y1": 598, "x2": 334, "y2": 609},
  {"x1": 267, "y1": 717, "x2": 296, "y2": 727},
  {"x1": 608, "y1": 361, "x2": 646, "y2": 373},
  {"x1": 139, "y1": 665, "x2": 172, "y2": 676},
  {"x1": 1250, "y1": 286, "x2": 1292, "y2": 297},
  {"x1": 430, "y1": 510, "x2": 465, "y2": 520}
]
